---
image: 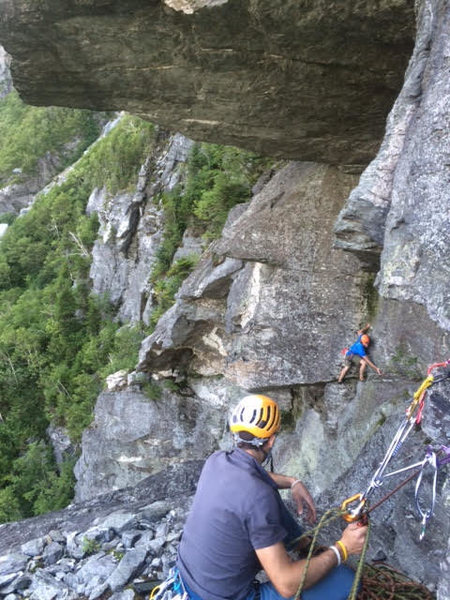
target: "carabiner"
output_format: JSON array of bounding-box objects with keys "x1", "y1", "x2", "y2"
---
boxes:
[
  {"x1": 341, "y1": 493, "x2": 367, "y2": 522},
  {"x1": 414, "y1": 451, "x2": 437, "y2": 541}
]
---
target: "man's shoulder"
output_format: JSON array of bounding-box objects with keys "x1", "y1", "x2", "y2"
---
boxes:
[{"x1": 204, "y1": 450, "x2": 273, "y2": 489}]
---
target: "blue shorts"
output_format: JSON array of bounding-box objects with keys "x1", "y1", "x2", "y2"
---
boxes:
[
  {"x1": 249, "y1": 565, "x2": 356, "y2": 600},
  {"x1": 183, "y1": 565, "x2": 355, "y2": 600}
]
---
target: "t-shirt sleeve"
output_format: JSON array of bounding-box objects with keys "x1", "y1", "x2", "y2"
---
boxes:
[{"x1": 245, "y1": 492, "x2": 287, "y2": 550}]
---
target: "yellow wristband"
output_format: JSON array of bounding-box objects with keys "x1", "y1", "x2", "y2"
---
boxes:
[{"x1": 336, "y1": 540, "x2": 348, "y2": 562}]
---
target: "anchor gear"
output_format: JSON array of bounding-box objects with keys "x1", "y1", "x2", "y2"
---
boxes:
[
  {"x1": 341, "y1": 360, "x2": 450, "y2": 537},
  {"x1": 229, "y1": 394, "x2": 280, "y2": 439}
]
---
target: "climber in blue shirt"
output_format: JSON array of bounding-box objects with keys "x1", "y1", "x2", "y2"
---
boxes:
[
  {"x1": 177, "y1": 394, "x2": 367, "y2": 600},
  {"x1": 338, "y1": 323, "x2": 382, "y2": 382}
]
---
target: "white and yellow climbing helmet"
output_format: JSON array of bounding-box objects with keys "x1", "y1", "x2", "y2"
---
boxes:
[{"x1": 229, "y1": 394, "x2": 281, "y2": 439}]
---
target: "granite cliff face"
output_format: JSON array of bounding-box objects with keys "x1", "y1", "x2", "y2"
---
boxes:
[{"x1": 0, "y1": 0, "x2": 449, "y2": 597}]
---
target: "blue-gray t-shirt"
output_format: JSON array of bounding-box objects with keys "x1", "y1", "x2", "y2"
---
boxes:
[{"x1": 177, "y1": 449, "x2": 287, "y2": 600}]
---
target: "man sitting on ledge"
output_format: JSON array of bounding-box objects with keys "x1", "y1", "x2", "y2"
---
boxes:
[{"x1": 177, "y1": 394, "x2": 367, "y2": 600}]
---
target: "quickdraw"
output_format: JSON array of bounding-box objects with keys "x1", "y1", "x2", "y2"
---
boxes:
[{"x1": 341, "y1": 360, "x2": 450, "y2": 538}]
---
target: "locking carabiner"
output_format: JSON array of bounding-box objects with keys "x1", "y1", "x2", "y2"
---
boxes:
[
  {"x1": 341, "y1": 493, "x2": 367, "y2": 522},
  {"x1": 414, "y1": 450, "x2": 438, "y2": 541}
]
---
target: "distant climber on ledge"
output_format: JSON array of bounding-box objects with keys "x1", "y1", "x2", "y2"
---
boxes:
[
  {"x1": 338, "y1": 323, "x2": 382, "y2": 383},
  {"x1": 175, "y1": 394, "x2": 367, "y2": 600}
]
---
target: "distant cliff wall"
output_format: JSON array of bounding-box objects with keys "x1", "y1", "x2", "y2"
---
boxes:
[{"x1": 0, "y1": 45, "x2": 11, "y2": 98}]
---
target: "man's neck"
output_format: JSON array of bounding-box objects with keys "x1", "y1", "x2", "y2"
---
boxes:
[{"x1": 243, "y1": 447, "x2": 265, "y2": 464}]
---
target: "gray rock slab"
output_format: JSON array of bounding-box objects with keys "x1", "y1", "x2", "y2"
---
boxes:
[
  {"x1": 95, "y1": 511, "x2": 137, "y2": 534},
  {"x1": 0, "y1": 572, "x2": 20, "y2": 590},
  {"x1": 106, "y1": 548, "x2": 147, "y2": 592},
  {"x1": 0, "y1": 554, "x2": 28, "y2": 576},
  {"x1": 75, "y1": 552, "x2": 117, "y2": 593},
  {"x1": 20, "y1": 537, "x2": 45, "y2": 557},
  {"x1": 42, "y1": 541, "x2": 64, "y2": 566},
  {"x1": 121, "y1": 529, "x2": 142, "y2": 549},
  {"x1": 28, "y1": 569, "x2": 78, "y2": 600}
]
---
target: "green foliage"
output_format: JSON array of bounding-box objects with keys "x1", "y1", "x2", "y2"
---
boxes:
[
  {"x1": 186, "y1": 143, "x2": 269, "y2": 241},
  {"x1": 0, "y1": 486, "x2": 22, "y2": 523},
  {"x1": 0, "y1": 440, "x2": 75, "y2": 520},
  {"x1": 142, "y1": 380, "x2": 163, "y2": 401},
  {"x1": 0, "y1": 212, "x2": 17, "y2": 225},
  {"x1": 149, "y1": 142, "x2": 270, "y2": 325},
  {"x1": 34, "y1": 458, "x2": 77, "y2": 515},
  {"x1": 361, "y1": 272, "x2": 378, "y2": 320},
  {"x1": 82, "y1": 536, "x2": 101, "y2": 555},
  {"x1": 111, "y1": 549, "x2": 125, "y2": 561},
  {"x1": 0, "y1": 90, "x2": 103, "y2": 185},
  {"x1": 0, "y1": 112, "x2": 156, "y2": 523},
  {"x1": 150, "y1": 256, "x2": 199, "y2": 327},
  {"x1": 98, "y1": 324, "x2": 148, "y2": 379},
  {"x1": 163, "y1": 378, "x2": 181, "y2": 392},
  {"x1": 75, "y1": 114, "x2": 155, "y2": 194}
]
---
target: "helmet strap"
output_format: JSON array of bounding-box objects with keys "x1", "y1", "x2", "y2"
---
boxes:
[
  {"x1": 233, "y1": 433, "x2": 275, "y2": 470},
  {"x1": 233, "y1": 433, "x2": 266, "y2": 448},
  {"x1": 261, "y1": 447, "x2": 274, "y2": 472}
]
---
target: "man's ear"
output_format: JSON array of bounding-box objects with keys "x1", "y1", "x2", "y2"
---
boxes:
[{"x1": 265, "y1": 434, "x2": 276, "y2": 449}]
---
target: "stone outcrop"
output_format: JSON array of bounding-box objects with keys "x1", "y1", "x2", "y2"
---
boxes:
[
  {"x1": 334, "y1": 0, "x2": 450, "y2": 332},
  {"x1": 137, "y1": 161, "x2": 365, "y2": 387},
  {"x1": 88, "y1": 128, "x2": 195, "y2": 323},
  {"x1": 74, "y1": 379, "x2": 233, "y2": 501},
  {"x1": 76, "y1": 158, "x2": 370, "y2": 500},
  {"x1": 0, "y1": 152, "x2": 69, "y2": 217},
  {"x1": 0, "y1": 0, "x2": 415, "y2": 164}
]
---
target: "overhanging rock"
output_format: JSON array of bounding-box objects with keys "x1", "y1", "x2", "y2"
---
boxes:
[{"x1": 0, "y1": 0, "x2": 415, "y2": 164}]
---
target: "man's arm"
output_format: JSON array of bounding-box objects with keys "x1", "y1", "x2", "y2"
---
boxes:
[
  {"x1": 268, "y1": 473, "x2": 316, "y2": 523},
  {"x1": 255, "y1": 522, "x2": 367, "y2": 598},
  {"x1": 362, "y1": 355, "x2": 382, "y2": 375},
  {"x1": 357, "y1": 322, "x2": 371, "y2": 335}
]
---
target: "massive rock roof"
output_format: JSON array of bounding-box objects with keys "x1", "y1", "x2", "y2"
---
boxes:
[{"x1": 0, "y1": 0, "x2": 415, "y2": 164}]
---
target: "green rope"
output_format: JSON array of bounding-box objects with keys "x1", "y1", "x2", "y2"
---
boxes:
[
  {"x1": 347, "y1": 517, "x2": 371, "y2": 600},
  {"x1": 293, "y1": 507, "x2": 343, "y2": 600},
  {"x1": 292, "y1": 508, "x2": 373, "y2": 600},
  {"x1": 291, "y1": 507, "x2": 434, "y2": 600},
  {"x1": 288, "y1": 507, "x2": 345, "y2": 553}
]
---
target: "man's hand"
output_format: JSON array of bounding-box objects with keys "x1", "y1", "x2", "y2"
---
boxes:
[
  {"x1": 291, "y1": 481, "x2": 317, "y2": 524},
  {"x1": 376, "y1": 367, "x2": 382, "y2": 376},
  {"x1": 340, "y1": 522, "x2": 368, "y2": 555}
]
